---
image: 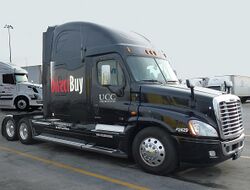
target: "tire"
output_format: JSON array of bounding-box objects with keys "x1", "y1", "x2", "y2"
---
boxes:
[
  {"x1": 30, "y1": 106, "x2": 42, "y2": 111},
  {"x1": 132, "y1": 127, "x2": 178, "y2": 175},
  {"x1": 1, "y1": 116, "x2": 18, "y2": 141},
  {"x1": 240, "y1": 97, "x2": 247, "y2": 104},
  {"x1": 18, "y1": 118, "x2": 34, "y2": 144},
  {"x1": 15, "y1": 97, "x2": 29, "y2": 111}
]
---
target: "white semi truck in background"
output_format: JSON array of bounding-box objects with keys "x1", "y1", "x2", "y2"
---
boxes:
[
  {"x1": 206, "y1": 75, "x2": 250, "y2": 103},
  {"x1": 0, "y1": 62, "x2": 43, "y2": 110},
  {"x1": 187, "y1": 75, "x2": 250, "y2": 103}
]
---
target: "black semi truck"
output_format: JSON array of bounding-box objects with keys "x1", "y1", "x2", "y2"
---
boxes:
[{"x1": 1, "y1": 22, "x2": 245, "y2": 175}]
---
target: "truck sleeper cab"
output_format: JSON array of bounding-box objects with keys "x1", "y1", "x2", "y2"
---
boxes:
[
  {"x1": 0, "y1": 62, "x2": 43, "y2": 110},
  {"x1": 1, "y1": 22, "x2": 245, "y2": 175}
]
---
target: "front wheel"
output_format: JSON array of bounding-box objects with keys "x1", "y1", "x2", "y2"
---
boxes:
[
  {"x1": 18, "y1": 118, "x2": 34, "y2": 144},
  {"x1": 15, "y1": 97, "x2": 29, "y2": 111},
  {"x1": 132, "y1": 127, "x2": 178, "y2": 175}
]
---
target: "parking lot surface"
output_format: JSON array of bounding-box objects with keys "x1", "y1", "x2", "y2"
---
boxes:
[{"x1": 0, "y1": 102, "x2": 249, "y2": 190}]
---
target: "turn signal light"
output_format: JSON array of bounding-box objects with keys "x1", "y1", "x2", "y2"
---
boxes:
[
  {"x1": 127, "y1": 47, "x2": 132, "y2": 53},
  {"x1": 145, "y1": 49, "x2": 157, "y2": 56},
  {"x1": 130, "y1": 111, "x2": 137, "y2": 116}
]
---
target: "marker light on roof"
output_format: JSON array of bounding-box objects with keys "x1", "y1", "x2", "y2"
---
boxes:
[{"x1": 127, "y1": 47, "x2": 132, "y2": 53}]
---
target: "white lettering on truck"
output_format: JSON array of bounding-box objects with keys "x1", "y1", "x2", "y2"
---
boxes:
[
  {"x1": 70, "y1": 75, "x2": 83, "y2": 94},
  {"x1": 99, "y1": 93, "x2": 116, "y2": 103}
]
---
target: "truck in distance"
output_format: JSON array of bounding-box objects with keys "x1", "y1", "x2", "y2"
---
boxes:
[
  {"x1": 0, "y1": 62, "x2": 43, "y2": 110},
  {"x1": 205, "y1": 75, "x2": 250, "y2": 103},
  {"x1": 1, "y1": 22, "x2": 245, "y2": 175},
  {"x1": 187, "y1": 75, "x2": 250, "y2": 103}
]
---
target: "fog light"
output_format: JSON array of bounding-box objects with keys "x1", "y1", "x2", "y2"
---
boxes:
[{"x1": 209, "y1": 150, "x2": 216, "y2": 157}]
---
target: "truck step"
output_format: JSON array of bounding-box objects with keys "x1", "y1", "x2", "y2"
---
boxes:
[{"x1": 34, "y1": 134, "x2": 127, "y2": 158}]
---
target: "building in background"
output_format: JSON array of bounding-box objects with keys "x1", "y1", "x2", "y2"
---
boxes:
[{"x1": 22, "y1": 65, "x2": 42, "y2": 84}]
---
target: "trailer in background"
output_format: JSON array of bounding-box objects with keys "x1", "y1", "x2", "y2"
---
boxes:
[
  {"x1": 22, "y1": 65, "x2": 42, "y2": 84},
  {"x1": 187, "y1": 75, "x2": 250, "y2": 103},
  {"x1": 206, "y1": 75, "x2": 250, "y2": 103}
]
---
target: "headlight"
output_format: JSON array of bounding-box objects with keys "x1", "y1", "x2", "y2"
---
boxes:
[
  {"x1": 28, "y1": 94, "x2": 39, "y2": 99},
  {"x1": 188, "y1": 120, "x2": 218, "y2": 137},
  {"x1": 28, "y1": 94, "x2": 36, "y2": 98}
]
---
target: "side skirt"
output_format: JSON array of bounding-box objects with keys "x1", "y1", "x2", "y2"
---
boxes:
[{"x1": 34, "y1": 133, "x2": 127, "y2": 158}]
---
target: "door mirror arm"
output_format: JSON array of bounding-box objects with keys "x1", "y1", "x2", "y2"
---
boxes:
[{"x1": 106, "y1": 85, "x2": 125, "y2": 97}]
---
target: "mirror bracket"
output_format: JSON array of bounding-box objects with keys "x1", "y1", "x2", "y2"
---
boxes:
[{"x1": 186, "y1": 79, "x2": 195, "y2": 108}]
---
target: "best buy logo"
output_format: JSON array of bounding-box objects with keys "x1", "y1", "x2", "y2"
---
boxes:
[{"x1": 51, "y1": 75, "x2": 83, "y2": 94}]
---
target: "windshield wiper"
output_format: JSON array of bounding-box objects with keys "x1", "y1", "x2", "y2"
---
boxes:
[
  {"x1": 166, "y1": 80, "x2": 178, "y2": 83},
  {"x1": 139, "y1": 79, "x2": 163, "y2": 84}
]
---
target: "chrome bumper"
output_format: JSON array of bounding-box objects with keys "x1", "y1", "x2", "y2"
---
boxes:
[
  {"x1": 30, "y1": 99, "x2": 43, "y2": 106},
  {"x1": 221, "y1": 133, "x2": 245, "y2": 156}
]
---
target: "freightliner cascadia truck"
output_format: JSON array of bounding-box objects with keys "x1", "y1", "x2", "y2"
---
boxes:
[{"x1": 1, "y1": 22, "x2": 245, "y2": 175}]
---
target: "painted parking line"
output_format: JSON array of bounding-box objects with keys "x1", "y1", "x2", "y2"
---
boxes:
[
  {"x1": 241, "y1": 156, "x2": 250, "y2": 159},
  {"x1": 245, "y1": 135, "x2": 250, "y2": 137},
  {"x1": 0, "y1": 145, "x2": 149, "y2": 190}
]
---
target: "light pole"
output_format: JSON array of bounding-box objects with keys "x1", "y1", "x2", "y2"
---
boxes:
[{"x1": 4, "y1": 24, "x2": 14, "y2": 63}]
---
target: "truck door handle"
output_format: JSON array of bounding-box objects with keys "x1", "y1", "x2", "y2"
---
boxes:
[
  {"x1": 94, "y1": 116, "x2": 101, "y2": 119},
  {"x1": 93, "y1": 103, "x2": 100, "y2": 115}
]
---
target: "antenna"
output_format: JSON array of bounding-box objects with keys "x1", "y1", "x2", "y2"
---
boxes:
[{"x1": 132, "y1": 31, "x2": 151, "y2": 43}]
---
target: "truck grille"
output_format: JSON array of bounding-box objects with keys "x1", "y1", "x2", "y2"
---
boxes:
[{"x1": 213, "y1": 95, "x2": 244, "y2": 140}]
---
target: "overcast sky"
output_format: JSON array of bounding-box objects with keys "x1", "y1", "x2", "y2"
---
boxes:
[{"x1": 0, "y1": 0, "x2": 249, "y2": 79}]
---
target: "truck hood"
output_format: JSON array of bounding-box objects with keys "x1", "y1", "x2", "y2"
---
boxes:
[
  {"x1": 139, "y1": 84, "x2": 223, "y2": 119},
  {"x1": 17, "y1": 82, "x2": 42, "y2": 89},
  {"x1": 17, "y1": 82, "x2": 43, "y2": 98}
]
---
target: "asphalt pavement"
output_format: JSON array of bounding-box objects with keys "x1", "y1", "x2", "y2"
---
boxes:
[{"x1": 0, "y1": 102, "x2": 249, "y2": 190}]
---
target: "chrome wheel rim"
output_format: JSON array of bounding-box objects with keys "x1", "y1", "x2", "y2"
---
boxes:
[
  {"x1": 18, "y1": 100, "x2": 27, "y2": 110},
  {"x1": 19, "y1": 123, "x2": 29, "y2": 140},
  {"x1": 139, "y1": 137, "x2": 165, "y2": 167},
  {"x1": 6, "y1": 120, "x2": 15, "y2": 138}
]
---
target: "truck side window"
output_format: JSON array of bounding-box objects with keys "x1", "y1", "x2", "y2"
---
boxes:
[
  {"x1": 97, "y1": 60, "x2": 124, "y2": 86},
  {"x1": 2, "y1": 74, "x2": 15, "y2": 84}
]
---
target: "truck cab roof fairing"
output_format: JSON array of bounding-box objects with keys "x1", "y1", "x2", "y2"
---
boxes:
[
  {"x1": 52, "y1": 22, "x2": 152, "y2": 49},
  {"x1": 0, "y1": 62, "x2": 28, "y2": 74}
]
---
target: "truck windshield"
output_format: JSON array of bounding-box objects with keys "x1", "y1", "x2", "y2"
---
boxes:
[
  {"x1": 126, "y1": 56, "x2": 178, "y2": 84},
  {"x1": 15, "y1": 74, "x2": 28, "y2": 83}
]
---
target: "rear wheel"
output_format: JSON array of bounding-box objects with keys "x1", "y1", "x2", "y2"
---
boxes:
[
  {"x1": 132, "y1": 127, "x2": 178, "y2": 175},
  {"x1": 2, "y1": 116, "x2": 18, "y2": 141},
  {"x1": 18, "y1": 118, "x2": 34, "y2": 144}
]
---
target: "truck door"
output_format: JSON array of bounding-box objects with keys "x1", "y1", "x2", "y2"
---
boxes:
[
  {"x1": 0, "y1": 74, "x2": 16, "y2": 106},
  {"x1": 90, "y1": 53, "x2": 131, "y2": 128}
]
